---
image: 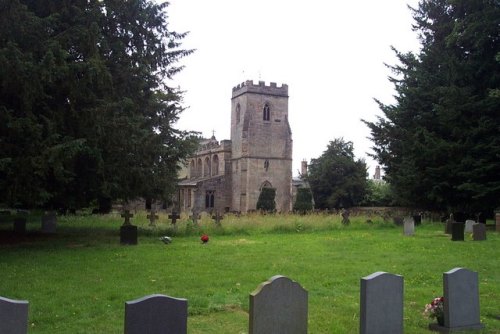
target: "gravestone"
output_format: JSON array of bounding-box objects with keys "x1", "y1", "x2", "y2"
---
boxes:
[
  {"x1": 125, "y1": 294, "x2": 187, "y2": 334},
  {"x1": 413, "y1": 214, "x2": 422, "y2": 226},
  {"x1": 190, "y1": 210, "x2": 200, "y2": 227},
  {"x1": 13, "y1": 217, "x2": 27, "y2": 234},
  {"x1": 451, "y1": 222, "x2": 465, "y2": 241},
  {"x1": 403, "y1": 216, "x2": 415, "y2": 236},
  {"x1": 168, "y1": 211, "x2": 180, "y2": 225},
  {"x1": 465, "y1": 220, "x2": 475, "y2": 233},
  {"x1": 120, "y1": 210, "x2": 137, "y2": 245},
  {"x1": 0, "y1": 296, "x2": 29, "y2": 334},
  {"x1": 249, "y1": 275, "x2": 308, "y2": 334},
  {"x1": 476, "y1": 212, "x2": 486, "y2": 224},
  {"x1": 212, "y1": 211, "x2": 223, "y2": 225},
  {"x1": 472, "y1": 223, "x2": 486, "y2": 241},
  {"x1": 443, "y1": 268, "x2": 483, "y2": 330},
  {"x1": 360, "y1": 272, "x2": 403, "y2": 334},
  {"x1": 147, "y1": 210, "x2": 159, "y2": 227},
  {"x1": 41, "y1": 211, "x2": 57, "y2": 234},
  {"x1": 341, "y1": 209, "x2": 350, "y2": 225},
  {"x1": 393, "y1": 216, "x2": 404, "y2": 226}
]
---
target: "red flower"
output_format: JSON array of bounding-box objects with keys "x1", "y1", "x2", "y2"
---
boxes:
[{"x1": 201, "y1": 234, "x2": 209, "y2": 243}]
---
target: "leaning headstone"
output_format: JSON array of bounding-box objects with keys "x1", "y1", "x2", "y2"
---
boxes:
[
  {"x1": 360, "y1": 272, "x2": 403, "y2": 334},
  {"x1": 249, "y1": 275, "x2": 308, "y2": 334},
  {"x1": 41, "y1": 211, "x2": 57, "y2": 234},
  {"x1": 120, "y1": 210, "x2": 137, "y2": 245},
  {"x1": 443, "y1": 268, "x2": 483, "y2": 330},
  {"x1": 13, "y1": 217, "x2": 27, "y2": 234},
  {"x1": 451, "y1": 222, "x2": 465, "y2": 241},
  {"x1": 125, "y1": 294, "x2": 187, "y2": 334},
  {"x1": 465, "y1": 220, "x2": 475, "y2": 233},
  {"x1": 403, "y1": 216, "x2": 415, "y2": 236},
  {"x1": 0, "y1": 296, "x2": 29, "y2": 334},
  {"x1": 472, "y1": 223, "x2": 486, "y2": 241}
]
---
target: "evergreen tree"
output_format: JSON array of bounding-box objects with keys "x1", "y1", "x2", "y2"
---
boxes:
[
  {"x1": 293, "y1": 187, "x2": 313, "y2": 214},
  {"x1": 0, "y1": 0, "x2": 196, "y2": 209},
  {"x1": 256, "y1": 188, "x2": 276, "y2": 213},
  {"x1": 307, "y1": 138, "x2": 368, "y2": 210}
]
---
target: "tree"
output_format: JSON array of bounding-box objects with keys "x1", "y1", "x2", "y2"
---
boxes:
[
  {"x1": 307, "y1": 138, "x2": 368, "y2": 210},
  {"x1": 363, "y1": 0, "x2": 500, "y2": 212},
  {"x1": 0, "y1": 0, "x2": 196, "y2": 209},
  {"x1": 293, "y1": 187, "x2": 314, "y2": 214},
  {"x1": 256, "y1": 188, "x2": 276, "y2": 212}
]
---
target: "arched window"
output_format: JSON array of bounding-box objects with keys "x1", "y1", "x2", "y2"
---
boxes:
[
  {"x1": 190, "y1": 160, "x2": 196, "y2": 179},
  {"x1": 261, "y1": 180, "x2": 273, "y2": 189},
  {"x1": 263, "y1": 103, "x2": 270, "y2": 121},
  {"x1": 236, "y1": 103, "x2": 241, "y2": 124},
  {"x1": 197, "y1": 158, "x2": 202, "y2": 177},
  {"x1": 212, "y1": 155, "x2": 219, "y2": 175},
  {"x1": 205, "y1": 190, "x2": 215, "y2": 208},
  {"x1": 204, "y1": 157, "x2": 211, "y2": 177}
]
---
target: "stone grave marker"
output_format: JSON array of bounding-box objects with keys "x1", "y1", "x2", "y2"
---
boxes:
[
  {"x1": 476, "y1": 212, "x2": 486, "y2": 224},
  {"x1": 451, "y1": 222, "x2": 465, "y2": 241},
  {"x1": 472, "y1": 223, "x2": 486, "y2": 241},
  {"x1": 465, "y1": 220, "x2": 475, "y2": 233},
  {"x1": 120, "y1": 210, "x2": 137, "y2": 245},
  {"x1": 147, "y1": 210, "x2": 159, "y2": 227},
  {"x1": 341, "y1": 209, "x2": 350, "y2": 225},
  {"x1": 0, "y1": 296, "x2": 29, "y2": 334},
  {"x1": 403, "y1": 216, "x2": 415, "y2": 236},
  {"x1": 413, "y1": 213, "x2": 422, "y2": 226},
  {"x1": 125, "y1": 294, "x2": 187, "y2": 334},
  {"x1": 168, "y1": 211, "x2": 180, "y2": 225},
  {"x1": 190, "y1": 210, "x2": 200, "y2": 227},
  {"x1": 212, "y1": 211, "x2": 223, "y2": 225},
  {"x1": 441, "y1": 268, "x2": 483, "y2": 330},
  {"x1": 360, "y1": 272, "x2": 403, "y2": 334},
  {"x1": 393, "y1": 216, "x2": 404, "y2": 226},
  {"x1": 249, "y1": 275, "x2": 308, "y2": 334},
  {"x1": 445, "y1": 215, "x2": 453, "y2": 234},
  {"x1": 41, "y1": 211, "x2": 57, "y2": 234}
]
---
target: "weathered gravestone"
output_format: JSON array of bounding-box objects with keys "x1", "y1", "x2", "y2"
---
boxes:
[
  {"x1": 403, "y1": 216, "x2": 415, "y2": 236},
  {"x1": 413, "y1": 213, "x2": 422, "y2": 226},
  {"x1": 249, "y1": 275, "x2": 308, "y2": 334},
  {"x1": 41, "y1": 211, "x2": 57, "y2": 234},
  {"x1": 445, "y1": 214, "x2": 453, "y2": 234},
  {"x1": 472, "y1": 223, "x2": 486, "y2": 241},
  {"x1": 0, "y1": 296, "x2": 29, "y2": 334},
  {"x1": 120, "y1": 210, "x2": 137, "y2": 245},
  {"x1": 360, "y1": 272, "x2": 403, "y2": 334},
  {"x1": 168, "y1": 211, "x2": 180, "y2": 225},
  {"x1": 125, "y1": 294, "x2": 187, "y2": 334},
  {"x1": 147, "y1": 210, "x2": 159, "y2": 227},
  {"x1": 212, "y1": 211, "x2": 223, "y2": 226},
  {"x1": 465, "y1": 220, "x2": 475, "y2": 233},
  {"x1": 189, "y1": 210, "x2": 200, "y2": 227},
  {"x1": 451, "y1": 222, "x2": 465, "y2": 241},
  {"x1": 429, "y1": 268, "x2": 484, "y2": 331},
  {"x1": 341, "y1": 209, "x2": 350, "y2": 225}
]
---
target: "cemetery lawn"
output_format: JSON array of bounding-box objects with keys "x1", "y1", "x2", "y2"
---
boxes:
[{"x1": 1, "y1": 213, "x2": 499, "y2": 333}]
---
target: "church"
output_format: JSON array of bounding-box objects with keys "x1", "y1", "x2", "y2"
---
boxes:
[{"x1": 177, "y1": 80, "x2": 293, "y2": 213}]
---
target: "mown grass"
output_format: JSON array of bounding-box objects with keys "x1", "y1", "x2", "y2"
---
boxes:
[{"x1": 0, "y1": 212, "x2": 499, "y2": 333}]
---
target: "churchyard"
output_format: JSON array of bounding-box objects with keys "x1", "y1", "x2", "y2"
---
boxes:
[{"x1": 1, "y1": 212, "x2": 499, "y2": 333}]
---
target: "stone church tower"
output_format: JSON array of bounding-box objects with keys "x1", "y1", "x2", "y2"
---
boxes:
[
  {"x1": 177, "y1": 80, "x2": 293, "y2": 213},
  {"x1": 230, "y1": 81, "x2": 293, "y2": 212}
]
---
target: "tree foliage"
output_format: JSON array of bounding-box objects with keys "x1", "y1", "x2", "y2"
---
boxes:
[
  {"x1": 364, "y1": 0, "x2": 500, "y2": 212},
  {"x1": 293, "y1": 187, "x2": 314, "y2": 214},
  {"x1": 256, "y1": 188, "x2": 276, "y2": 213},
  {"x1": 307, "y1": 138, "x2": 368, "y2": 210},
  {"x1": 0, "y1": 0, "x2": 196, "y2": 209}
]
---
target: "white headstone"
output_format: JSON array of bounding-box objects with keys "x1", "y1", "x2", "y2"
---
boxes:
[
  {"x1": 465, "y1": 220, "x2": 475, "y2": 233},
  {"x1": 403, "y1": 217, "x2": 415, "y2": 236}
]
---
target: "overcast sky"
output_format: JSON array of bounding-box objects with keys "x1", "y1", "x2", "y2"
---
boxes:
[{"x1": 166, "y1": 0, "x2": 421, "y2": 177}]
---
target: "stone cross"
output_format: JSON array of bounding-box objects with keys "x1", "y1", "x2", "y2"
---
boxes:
[
  {"x1": 212, "y1": 211, "x2": 223, "y2": 225},
  {"x1": 121, "y1": 210, "x2": 134, "y2": 226},
  {"x1": 168, "y1": 211, "x2": 180, "y2": 225},
  {"x1": 190, "y1": 210, "x2": 201, "y2": 226},
  {"x1": 147, "y1": 210, "x2": 159, "y2": 226},
  {"x1": 341, "y1": 209, "x2": 350, "y2": 225}
]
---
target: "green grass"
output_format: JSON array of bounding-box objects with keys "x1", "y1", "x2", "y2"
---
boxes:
[{"x1": 1, "y1": 213, "x2": 499, "y2": 333}]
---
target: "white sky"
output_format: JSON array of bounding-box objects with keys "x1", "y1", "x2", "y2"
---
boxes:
[{"x1": 166, "y1": 0, "x2": 421, "y2": 177}]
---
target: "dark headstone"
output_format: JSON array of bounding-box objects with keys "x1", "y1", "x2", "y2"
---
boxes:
[
  {"x1": 41, "y1": 211, "x2": 57, "y2": 234},
  {"x1": 13, "y1": 217, "x2": 26, "y2": 234},
  {"x1": 476, "y1": 212, "x2": 486, "y2": 224},
  {"x1": 168, "y1": 211, "x2": 180, "y2": 225},
  {"x1": 451, "y1": 222, "x2": 465, "y2": 241},
  {"x1": 393, "y1": 216, "x2": 404, "y2": 226},
  {"x1": 413, "y1": 214, "x2": 422, "y2": 226},
  {"x1": 211, "y1": 211, "x2": 223, "y2": 225},
  {"x1": 341, "y1": 210, "x2": 350, "y2": 225},
  {"x1": 472, "y1": 223, "x2": 486, "y2": 241},
  {"x1": 249, "y1": 275, "x2": 308, "y2": 334},
  {"x1": 0, "y1": 296, "x2": 29, "y2": 334},
  {"x1": 121, "y1": 210, "x2": 134, "y2": 226},
  {"x1": 120, "y1": 225, "x2": 138, "y2": 245},
  {"x1": 360, "y1": 272, "x2": 403, "y2": 334},
  {"x1": 125, "y1": 294, "x2": 187, "y2": 334}
]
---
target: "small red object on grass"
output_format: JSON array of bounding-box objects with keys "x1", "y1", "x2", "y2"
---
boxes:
[{"x1": 201, "y1": 234, "x2": 209, "y2": 243}]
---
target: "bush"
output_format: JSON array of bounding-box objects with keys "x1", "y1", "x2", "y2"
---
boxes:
[{"x1": 256, "y1": 188, "x2": 276, "y2": 212}]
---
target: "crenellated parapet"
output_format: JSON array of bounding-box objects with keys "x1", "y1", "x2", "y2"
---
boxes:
[{"x1": 232, "y1": 80, "x2": 288, "y2": 98}]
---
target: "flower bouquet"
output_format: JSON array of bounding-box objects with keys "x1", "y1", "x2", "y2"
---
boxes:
[
  {"x1": 200, "y1": 234, "x2": 209, "y2": 244},
  {"x1": 424, "y1": 296, "x2": 444, "y2": 326}
]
